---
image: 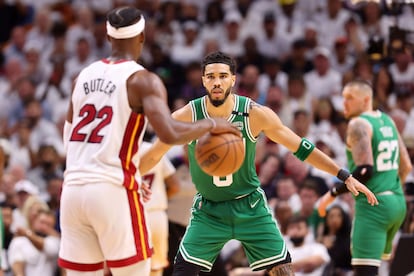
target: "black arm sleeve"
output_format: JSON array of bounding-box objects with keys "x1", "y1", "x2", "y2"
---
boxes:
[{"x1": 352, "y1": 165, "x2": 373, "y2": 184}]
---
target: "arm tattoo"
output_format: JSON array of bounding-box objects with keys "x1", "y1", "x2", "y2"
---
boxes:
[
  {"x1": 249, "y1": 101, "x2": 261, "y2": 110},
  {"x1": 268, "y1": 263, "x2": 294, "y2": 276},
  {"x1": 348, "y1": 119, "x2": 373, "y2": 164}
]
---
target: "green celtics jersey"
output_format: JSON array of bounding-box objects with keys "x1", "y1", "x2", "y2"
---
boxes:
[
  {"x1": 187, "y1": 95, "x2": 260, "y2": 202},
  {"x1": 346, "y1": 111, "x2": 404, "y2": 199}
]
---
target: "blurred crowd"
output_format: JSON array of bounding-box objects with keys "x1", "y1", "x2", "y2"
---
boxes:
[{"x1": 1, "y1": 0, "x2": 414, "y2": 275}]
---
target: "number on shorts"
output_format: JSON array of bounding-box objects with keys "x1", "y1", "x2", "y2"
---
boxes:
[
  {"x1": 70, "y1": 104, "x2": 113, "y2": 143},
  {"x1": 376, "y1": 140, "x2": 399, "y2": 171}
]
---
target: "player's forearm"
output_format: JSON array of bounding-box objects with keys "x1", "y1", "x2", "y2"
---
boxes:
[
  {"x1": 305, "y1": 147, "x2": 341, "y2": 177},
  {"x1": 139, "y1": 141, "x2": 171, "y2": 174},
  {"x1": 398, "y1": 135, "x2": 413, "y2": 183},
  {"x1": 157, "y1": 119, "x2": 214, "y2": 145}
]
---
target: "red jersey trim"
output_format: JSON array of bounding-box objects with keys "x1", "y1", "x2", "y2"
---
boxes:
[
  {"x1": 101, "y1": 58, "x2": 130, "y2": 64},
  {"x1": 119, "y1": 113, "x2": 145, "y2": 190},
  {"x1": 106, "y1": 255, "x2": 142, "y2": 268},
  {"x1": 126, "y1": 189, "x2": 152, "y2": 261},
  {"x1": 58, "y1": 258, "x2": 104, "y2": 271}
]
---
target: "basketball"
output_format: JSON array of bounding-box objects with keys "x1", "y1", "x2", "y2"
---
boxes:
[{"x1": 195, "y1": 132, "x2": 245, "y2": 176}]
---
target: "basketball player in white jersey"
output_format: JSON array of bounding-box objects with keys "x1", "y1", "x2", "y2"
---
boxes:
[
  {"x1": 140, "y1": 139, "x2": 180, "y2": 276},
  {"x1": 58, "y1": 6, "x2": 239, "y2": 276}
]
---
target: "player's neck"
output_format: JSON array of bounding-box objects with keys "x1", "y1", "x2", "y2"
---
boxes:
[
  {"x1": 108, "y1": 49, "x2": 138, "y2": 62},
  {"x1": 206, "y1": 94, "x2": 235, "y2": 118}
]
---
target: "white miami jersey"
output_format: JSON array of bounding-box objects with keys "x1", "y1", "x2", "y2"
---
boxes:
[
  {"x1": 65, "y1": 59, "x2": 147, "y2": 191},
  {"x1": 140, "y1": 141, "x2": 176, "y2": 211}
]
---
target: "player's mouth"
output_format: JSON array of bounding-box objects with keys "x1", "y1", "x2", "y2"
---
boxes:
[{"x1": 211, "y1": 89, "x2": 223, "y2": 96}]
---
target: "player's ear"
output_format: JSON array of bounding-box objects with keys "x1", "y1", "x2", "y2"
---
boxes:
[{"x1": 231, "y1": 75, "x2": 236, "y2": 87}]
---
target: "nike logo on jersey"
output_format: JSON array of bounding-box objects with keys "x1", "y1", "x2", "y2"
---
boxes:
[{"x1": 250, "y1": 198, "x2": 260, "y2": 209}]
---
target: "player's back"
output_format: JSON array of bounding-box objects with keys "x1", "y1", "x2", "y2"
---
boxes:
[{"x1": 65, "y1": 59, "x2": 147, "y2": 190}]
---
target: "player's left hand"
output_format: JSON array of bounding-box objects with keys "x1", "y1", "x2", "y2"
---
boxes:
[
  {"x1": 141, "y1": 183, "x2": 152, "y2": 203},
  {"x1": 345, "y1": 176, "x2": 378, "y2": 206}
]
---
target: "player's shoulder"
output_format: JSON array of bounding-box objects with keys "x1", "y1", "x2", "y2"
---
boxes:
[
  {"x1": 172, "y1": 103, "x2": 192, "y2": 122},
  {"x1": 248, "y1": 99, "x2": 275, "y2": 118}
]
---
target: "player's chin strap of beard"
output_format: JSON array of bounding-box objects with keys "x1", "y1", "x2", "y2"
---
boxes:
[{"x1": 106, "y1": 16, "x2": 145, "y2": 39}]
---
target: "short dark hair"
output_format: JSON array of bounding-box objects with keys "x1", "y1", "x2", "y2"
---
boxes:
[
  {"x1": 107, "y1": 6, "x2": 143, "y2": 28},
  {"x1": 287, "y1": 215, "x2": 308, "y2": 227},
  {"x1": 201, "y1": 51, "x2": 237, "y2": 75}
]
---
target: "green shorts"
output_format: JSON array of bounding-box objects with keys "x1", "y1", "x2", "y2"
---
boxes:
[
  {"x1": 351, "y1": 193, "x2": 406, "y2": 267},
  {"x1": 178, "y1": 188, "x2": 289, "y2": 272}
]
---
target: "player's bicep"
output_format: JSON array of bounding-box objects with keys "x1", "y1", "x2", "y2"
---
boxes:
[
  {"x1": 255, "y1": 105, "x2": 302, "y2": 152},
  {"x1": 347, "y1": 118, "x2": 373, "y2": 165}
]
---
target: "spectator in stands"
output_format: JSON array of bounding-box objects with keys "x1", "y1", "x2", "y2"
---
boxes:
[
  {"x1": 3, "y1": 26, "x2": 26, "y2": 63},
  {"x1": 314, "y1": 0, "x2": 351, "y2": 50},
  {"x1": 11, "y1": 181, "x2": 39, "y2": 232},
  {"x1": 65, "y1": 6, "x2": 95, "y2": 58},
  {"x1": 219, "y1": 10, "x2": 245, "y2": 58},
  {"x1": 296, "y1": 178, "x2": 326, "y2": 240},
  {"x1": 170, "y1": 20, "x2": 204, "y2": 67},
  {"x1": 8, "y1": 209, "x2": 60, "y2": 276},
  {"x1": 27, "y1": 144, "x2": 63, "y2": 201},
  {"x1": 304, "y1": 47, "x2": 342, "y2": 109},
  {"x1": 274, "y1": 200, "x2": 294, "y2": 236},
  {"x1": 318, "y1": 205, "x2": 352, "y2": 275},
  {"x1": 258, "y1": 152, "x2": 283, "y2": 201},
  {"x1": 330, "y1": 37, "x2": 355, "y2": 75},
  {"x1": 278, "y1": 73, "x2": 312, "y2": 128},
  {"x1": 237, "y1": 64, "x2": 263, "y2": 103},
  {"x1": 258, "y1": 57, "x2": 288, "y2": 96},
  {"x1": 275, "y1": 176, "x2": 302, "y2": 212},
  {"x1": 8, "y1": 78, "x2": 52, "y2": 128},
  {"x1": 256, "y1": 12, "x2": 290, "y2": 60},
  {"x1": 282, "y1": 39, "x2": 313, "y2": 75},
  {"x1": 236, "y1": 36, "x2": 265, "y2": 74},
  {"x1": 179, "y1": 62, "x2": 205, "y2": 102},
  {"x1": 25, "y1": 8, "x2": 53, "y2": 63},
  {"x1": 63, "y1": 37, "x2": 95, "y2": 83},
  {"x1": 286, "y1": 216, "x2": 330, "y2": 276}
]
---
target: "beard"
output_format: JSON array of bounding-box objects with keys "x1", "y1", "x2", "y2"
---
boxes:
[{"x1": 207, "y1": 87, "x2": 232, "y2": 107}]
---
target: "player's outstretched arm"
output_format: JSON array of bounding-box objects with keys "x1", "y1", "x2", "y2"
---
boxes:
[
  {"x1": 129, "y1": 71, "x2": 239, "y2": 145},
  {"x1": 255, "y1": 104, "x2": 378, "y2": 210}
]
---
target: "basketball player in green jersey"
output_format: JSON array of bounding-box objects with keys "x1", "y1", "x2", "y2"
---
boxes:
[
  {"x1": 140, "y1": 52, "x2": 378, "y2": 276},
  {"x1": 319, "y1": 80, "x2": 412, "y2": 276}
]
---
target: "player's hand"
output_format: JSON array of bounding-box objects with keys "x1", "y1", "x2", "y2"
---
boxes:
[
  {"x1": 209, "y1": 118, "x2": 241, "y2": 137},
  {"x1": 345, "y1": 176, "x2": 378, "y2": 206},
  {"x1": 141, "y1": 183, "x2": 152, "y2": 203},
  {"x1": 317, "y1": 192, "x2": 335, "y2": 217}
]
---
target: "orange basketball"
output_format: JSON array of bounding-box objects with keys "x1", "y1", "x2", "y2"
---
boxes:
[{"x1": 195, "y1": 132, "x2": 245, "y2": 176}]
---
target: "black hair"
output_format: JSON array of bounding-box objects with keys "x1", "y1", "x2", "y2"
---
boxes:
[
  {"x1": 322, "y1": 205, "x2": 352, "y2": 237},
  {"x1": 201, "y1": 51, "x2": 237, "y2": 75},
  {"x1": 287, "y1": 215, "x2": 308, "y2": 227},
  {"x1": 107, "y1": 6, "x2": 143, "y2": 28}
]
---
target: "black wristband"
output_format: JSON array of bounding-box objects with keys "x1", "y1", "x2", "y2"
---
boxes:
[
  {"x1": 330, "y1": 183, "x2": 348, "y2": 197},
  {"x1": 337, "y1": 169, "x2": 351, "y2": 182}
]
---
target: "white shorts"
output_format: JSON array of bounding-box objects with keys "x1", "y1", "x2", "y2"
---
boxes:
[
  {"x1": 58, "y1": 183, "x2": 152, "y2": 271},
  {"x1": 147, "y1": 210, "x2": 169, "y2": 270}
]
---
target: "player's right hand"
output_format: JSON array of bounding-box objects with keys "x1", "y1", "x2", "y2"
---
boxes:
[
  {"x1": 345, "y1": 176, "x2": 378, "y2": 206},
  {"x1": 317, "y1": 192, "x2": 335, "y2": 217},
  {"x1": 209, "y1": 117, "x2": 241, "y2": 137}
]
